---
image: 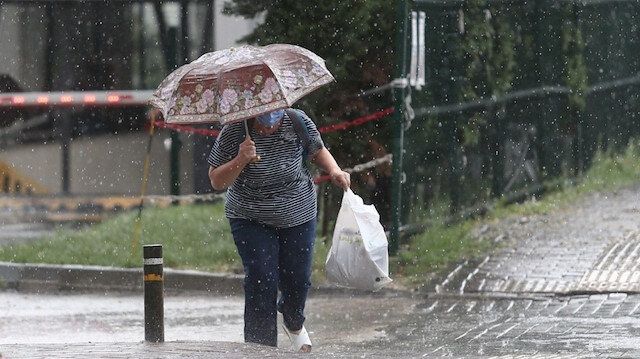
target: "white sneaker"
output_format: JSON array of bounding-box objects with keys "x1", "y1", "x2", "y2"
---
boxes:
[{"x1": 282, "y1": 324, "x2": 312, "y2": 353}]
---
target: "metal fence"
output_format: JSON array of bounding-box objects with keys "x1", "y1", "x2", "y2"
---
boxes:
[{"x1": 400, "y1": 0, "x2": 640, "y2": 225}]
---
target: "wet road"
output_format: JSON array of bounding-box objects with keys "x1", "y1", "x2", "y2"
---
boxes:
[
  {"x1": 0, "y1": 290, "x2": 419, "y2": 346},
  {"x1": 341, "y1": 293, "x2": 640, "y2": 358},
  {"x1": 0, "y1": 290, "x2": 420, "y2": 358},
  {"x1": 3, "y1": 290, "x2": 640, "y2": 358}
]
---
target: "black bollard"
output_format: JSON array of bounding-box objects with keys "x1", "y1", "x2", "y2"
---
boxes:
[{"x1": 143, "y1": 244, "x2": 164, "y2": 342}]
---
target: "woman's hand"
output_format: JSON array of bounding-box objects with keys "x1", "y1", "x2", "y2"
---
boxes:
[
  {"x1": 237, "y1": 136, "x2": 257, "y2": 164},
  {"x1": 210, "y1": 137, "x2": 257, "y2": 190},
  {"x1": 311, "y1": 148, "x2": 350, "y2": 191},
  {"x1": 330, "y1": 169, "x2": 351, "y2": 191}
]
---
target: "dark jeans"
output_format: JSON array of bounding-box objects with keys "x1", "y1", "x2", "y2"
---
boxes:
[{"x1": 229, "y1": 218, "x2": 316, "y2": 347}]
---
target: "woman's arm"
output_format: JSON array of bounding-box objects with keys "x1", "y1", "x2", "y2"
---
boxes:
[
  {"x1": 209, "y1": 136, "x2": 256, "y2": 190},
  {"x1": 311, "y1": 147, "x2": 350, "y2": 190}
]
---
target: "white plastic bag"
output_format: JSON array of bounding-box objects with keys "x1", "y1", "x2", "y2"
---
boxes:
[{"x1": 325, "y1": 189, "x2": 392, "y2": 291}]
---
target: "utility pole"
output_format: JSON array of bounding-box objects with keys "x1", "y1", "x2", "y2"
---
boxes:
[
  {"x1": 193, "y1": 1, "x2": 217, "y2": 194},
  {"x1": 167, "y1": 27, "x2": 182, "y2": 196},
  {"x1": 390, "y1": 0, "x2": 409, "y2": 255}
]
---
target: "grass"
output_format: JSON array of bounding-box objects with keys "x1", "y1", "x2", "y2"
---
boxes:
[
  {"x1": 394, "y1": 221, "x2": 491, "y2": 285},
  {"x1": 0, "y1": 204, "x2": 240, "y2": 272},
  {"x1": 0, "y1": 201, "x2": 332, "y2": 282},
  {"x1": 2, "y1": 141, "x2": 639, "y2": 288}
]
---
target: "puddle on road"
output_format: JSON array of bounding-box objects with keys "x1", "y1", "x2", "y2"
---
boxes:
[
  {"x1": 0, "y1": 290, "x2": 419, "y2": 350},
  {"x1": 0, "y1": 291, "x2": 244, "y2": 344}
]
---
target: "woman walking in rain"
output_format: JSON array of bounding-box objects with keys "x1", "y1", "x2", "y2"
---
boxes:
[{"x1": 208, "y1": 108, "x2": 350, "y2": 352}]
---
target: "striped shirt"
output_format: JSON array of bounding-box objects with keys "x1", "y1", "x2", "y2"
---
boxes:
[{"x1": 207, "y1": 110, "x2": 325, "y2": 228}]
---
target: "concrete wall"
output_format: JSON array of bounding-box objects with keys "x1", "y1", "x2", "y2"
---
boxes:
[
  {"x1": 0, "y1": 5, "x2": 24, "y2": 88},
  {"x1": 0, "y1": 141, "x2": 63, "y2": 193},
  {"x1": 0, "y1": 132, "x2": 204, "y2": 195},
  {"x1": 0, "y1": 5, "x2": 47, "y2": 91},
  {"x1": 69, "y1": 132, "x2": 196, "y2": 195}
]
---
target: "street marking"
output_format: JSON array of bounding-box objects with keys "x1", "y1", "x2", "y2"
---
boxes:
[
  {"x1": 445, "y1": 302, "x2": 458, "y2": 313},
  {"x1": 460, "y1": 257, "x2": 488, "y2": 294},
  {"x1": 470, "y1": 321, "x2": 507, "y2": 341},
  {"x1": 454, "y1": 327, "x2": 476, "y2": 341},
  {"x1": 553, "y1": 301, "x2": 569, "y2": 315},
  {"x1": 590, "y1": 297, "x2": 607, "y2": 315},
  {"x1": 572, "y1": 299, "x2": 587, "y2": 314},
  {"x1": 466, "y1": 301, "x2": 477, "y2": 312},
  {"x1": 619, "y1": 270, "x2": 631, "y2": 284},
  {"x1": 477, "y1": 278, "x2": 486, "y2": 291},
  {"x1": 484, "y1": 301, "x2": 496, "y2": 312},
  {"x1": 496, "y1": 323, "x2": 519, "y2": 339},
  {"x1": 628, "y1": 302, "x2": 640, "y2": 315},
  {"x1": 505, "y1": 300, "x2": 514, "y2": 311},
  {"x1": 524, "y1": 300, "x2": 533, "y2": 311},
  {"x1": 523, "y1": 280, "x2": 536, "y2": 292},
  {"x1": 543, "y1": 279, "x2": 557, "y2": 292},
  {"x1": 625, "y1": 241, "x2": 640, "y2": 271},
  {"x1": 459, "y1": 268, "x2": 478, "y2": 295},
  {"x1": 542, "y1": 322, "x2": 558, "y2": 333},
  {"x1": 428, "y1": 345, "x2": 444, "y2": 355},
  {"x1": 424, "y1": 300, "x2": 439, "y2": 313},
  {"x1": 619, "y1": 242, "x2": 638, "y2": 271},
  {"x1": 586, "y1": 270, "x2": 599, "y2": 283},
  {"x1": 611, "y1": 242, "x2": 632, "y2": 267},
  {"x1": 596, "y1": 243, "x2": 621, "y2": 270},
  {"x1": 609, "y1": 270, "x2": 620, "y2": 283},
  {"x1": 513, "y1": 323, "x2": 540, "y2": 339},
  {"x1": 574, "y1": 235, "x2": 640, "y2": 292},
  {"x1": 533, "y1": 280, "x2": 546, "y2": 292},
  {"x1": 440, "y1": 261, "x2": 466, "y2": 290},
  {"x1": 559, "y1": 324, "x2": 577, "y2": 335},
  {"x1": 610, "y1": 303, "x2": 622, "y2": 316}
]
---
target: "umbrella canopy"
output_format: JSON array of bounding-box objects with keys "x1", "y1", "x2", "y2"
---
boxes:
[{"x1": 150, "y1": 44, "x2": 334, "y2": 125}]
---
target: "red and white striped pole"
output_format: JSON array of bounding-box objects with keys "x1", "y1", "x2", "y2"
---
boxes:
[{"x1": 0, "y1": 90, "x2": 154, "y2": 108}]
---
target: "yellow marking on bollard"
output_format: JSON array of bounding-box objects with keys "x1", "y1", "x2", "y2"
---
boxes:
[{"x1": 144, "y1": 273, "x2": 163, "y2": 282}]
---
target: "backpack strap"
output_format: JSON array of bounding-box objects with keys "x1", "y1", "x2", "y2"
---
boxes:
[{"x1": 285, "y1": 108, "x2": 312, "y2": 156}]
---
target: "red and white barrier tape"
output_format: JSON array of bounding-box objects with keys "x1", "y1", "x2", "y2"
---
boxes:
[
  {"x1": 142, "y1": 154, "x2": 392, "y2": 202},
  {"x1": 313, "y1": 154, "x2": 392, "y2": 184},
  {"x1": 318, "y1": 108, "x2": 394, "y2": 134},
  {"x1": 152, "y1": 107, "x2": 394, "y2": 138}
]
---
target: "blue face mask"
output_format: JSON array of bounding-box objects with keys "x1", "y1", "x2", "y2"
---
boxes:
[{"x1": 256, "y1": 110, "x2": 285, "y2": 128}]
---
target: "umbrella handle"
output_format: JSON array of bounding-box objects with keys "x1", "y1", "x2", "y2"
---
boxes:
[{"x1": 244, "y1": 119, "x2": 261, "y2": 163}]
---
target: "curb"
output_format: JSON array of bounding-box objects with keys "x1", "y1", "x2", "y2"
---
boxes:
[
  {"x1": 0, "y1": 261, "x2": 416, "y2": 298},
  {"x1": 0, "y1": 262, "x2": 243, "y2": 295}
]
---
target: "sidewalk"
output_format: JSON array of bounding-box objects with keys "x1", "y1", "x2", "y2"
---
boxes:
[{"x1": 437, "y1": 185, "x2": 640, "y2": 295}]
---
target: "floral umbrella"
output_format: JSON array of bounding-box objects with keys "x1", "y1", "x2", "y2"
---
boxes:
[{"x1": 150, "y1": 44, "x2": 334, "y2": 125}]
